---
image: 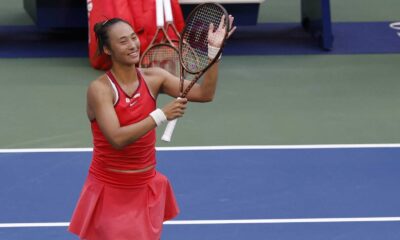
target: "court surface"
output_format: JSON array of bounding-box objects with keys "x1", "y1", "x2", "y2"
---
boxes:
[{"x1": 1, "y1": 145, "x2": 400, "y2": 239}]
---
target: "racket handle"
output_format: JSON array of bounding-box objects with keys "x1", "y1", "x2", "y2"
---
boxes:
[
  {"x1": 161, "y1": 118, "x2": 178, "y2": 142},
  {"x1": 156, "y1": 0, "x2": 164, "y2": 27},
  {"x1": 163, "y1": 0, "x2": 173, "y2": 22},
  {"x1": 161, "y1": 97, "x2": 182, "y2": 142}
]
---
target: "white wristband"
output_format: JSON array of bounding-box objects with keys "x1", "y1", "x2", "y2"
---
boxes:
[
  {"x1": 208, "y1": 44, "x2": 221, "y2": 60},
  {"x1": 150, "y1": 108, "x2": 167, "y2": 126}
]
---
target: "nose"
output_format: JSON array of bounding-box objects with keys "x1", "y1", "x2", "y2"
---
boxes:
[
  {"x1": 128, "y1": 40, "x2": 136, "y2": 50},
  {"x1": 128, "y1": 38, "x2": 139, "y2": 51}
]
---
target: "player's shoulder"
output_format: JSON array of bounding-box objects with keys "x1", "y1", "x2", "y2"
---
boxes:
[
  {"x1": 89, "y1": 74, "x2": 110, "y2": 88},
  {"x1": 87, "y1": 74, "x2": 113, "y2": 97}
]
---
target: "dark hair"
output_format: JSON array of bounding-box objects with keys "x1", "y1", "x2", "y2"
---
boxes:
[{"x1": 94, "y1": 18, "x2": 131, "y2": 55}]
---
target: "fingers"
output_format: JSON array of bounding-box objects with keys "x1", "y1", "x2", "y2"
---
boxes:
[
  {"x1": 171, "y1": 98, "x2": 187, "y2": 119},
  {"x1": 228, "y1": 15, "x2": 234, "y2": 30},
  {"x1": 217, "y1": 15, "x2": 236, "y2": 38},
  {"x1": 228, "y1": 26, "x2": 237, "y2": 38},
  {"x1": 209, "y1": 22, "x2": 215, "y2": 36},
  {"x1": 227, "y1": 15, "x2": 236, "y2": 38},
  {"x1": 176, "y1": 98, "x2": 187, "y2": 113},
  {"x1": 218, "y1": 14, "x2": 226, "y2": 30},
  {"x1": 162, "y1": 98, "x2": 188, "y2": 120},
  {"x1": 218, "y1": 14, "x2": 235, "y2": 31},
  {"x1": 208, "y1": 15, "x2": 235, "y2": 47},
  {"x1": 176, "y1": 97, "x2": 188, "y2": 104}
]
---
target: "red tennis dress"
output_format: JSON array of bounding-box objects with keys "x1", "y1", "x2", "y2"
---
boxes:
[{"x1": 68, "y1": 70, "x2": 179, "y2": 240}]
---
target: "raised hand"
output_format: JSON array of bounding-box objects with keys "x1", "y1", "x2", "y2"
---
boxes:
[{"x1": 208, "y1": 15, "x2": 237, "y2": 48}]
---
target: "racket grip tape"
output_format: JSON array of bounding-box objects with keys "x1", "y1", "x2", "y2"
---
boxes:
[
  {"x1": 161, "y1": 118, "x2": 178, "y2": 142},
  {"x1": 161, "y1": 97, "x2": 182, "y2": 142},
  {"x1": 163, "y1": 0, "x2": 173, "y2": 22}
]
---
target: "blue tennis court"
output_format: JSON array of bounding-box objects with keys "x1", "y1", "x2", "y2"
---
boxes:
[{"x1": 1, "y1": 146, "x2": 400, "y2": 239}]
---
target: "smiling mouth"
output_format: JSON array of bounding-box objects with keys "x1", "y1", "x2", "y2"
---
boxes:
[{"x1": 128, "y1": 51, "x2": 139, "y2": 57}]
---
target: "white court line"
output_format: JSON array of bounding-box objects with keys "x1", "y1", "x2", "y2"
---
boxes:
[
  {"x1": 0, "y1": 144, "x2": 400, "y2": 153},
  {"x1": 1, "y1": 217, "x2": 400, "y2": 228},
  {"x1": 0, "y1": 148, "x2": 93, "y2": 153}
]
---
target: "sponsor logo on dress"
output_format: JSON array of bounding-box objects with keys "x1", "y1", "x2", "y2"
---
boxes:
[{"x1": 126, "y1": 94, "x2": 140, "y2": 107}]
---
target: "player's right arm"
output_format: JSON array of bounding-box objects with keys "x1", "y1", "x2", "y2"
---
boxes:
[{"x1": 86, "y1": 77, "x2": 186, "y2": 149}]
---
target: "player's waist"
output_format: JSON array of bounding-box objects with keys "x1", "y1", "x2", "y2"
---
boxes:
[
  {"x1": 92, "y1": 142, "x2": 156, "y2": 161},
  {"x1": 89, "y1": 161, "x2": 156, "y2": 188},
  {"x1": 91, "y1": 151, "x2": 157, "y2": 173},
  {"x1": 106, "y1": 164, "x2": 155, "y2": 174}
]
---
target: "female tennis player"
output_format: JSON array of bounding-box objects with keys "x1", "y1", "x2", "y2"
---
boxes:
[{"x1": 68, "y1": 17, "x2": 235, "y2": 240}]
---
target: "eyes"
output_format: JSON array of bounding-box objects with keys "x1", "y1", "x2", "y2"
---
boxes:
[{"x1": 120, "y1": 35, "x2": 137, "y2": 44}]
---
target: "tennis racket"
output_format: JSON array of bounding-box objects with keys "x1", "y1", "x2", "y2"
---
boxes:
[
  {"x1": 140, "y1": 0, "x2": 179, "y2": 76},
  {"x1": 161, "y1": 3, "x2": 230, "y2": 142},
  {"x1": 163, "y1": 0, "x2": 180, "y2": 46}
]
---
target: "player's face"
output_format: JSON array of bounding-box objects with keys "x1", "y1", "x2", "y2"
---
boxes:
[{"x1": 106, "y1": 22, "x2": 140, "y2": 66}]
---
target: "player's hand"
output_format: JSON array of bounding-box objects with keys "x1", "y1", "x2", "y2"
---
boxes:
[
  {"x1": 208, "y1": 14, "x2": 236, "y2": 48},
  {"x1": 162, "y1": 98, "x2": 188, "y2": 120}
]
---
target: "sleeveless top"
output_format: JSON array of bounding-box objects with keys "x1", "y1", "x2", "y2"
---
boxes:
[{"x1": 89, "y1": 69, "x2": 157, "y2": 187}]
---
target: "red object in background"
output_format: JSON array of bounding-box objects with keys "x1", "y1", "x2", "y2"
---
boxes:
[{"x1": 87, "y1": 0, "x2": 184, "y2": 70}]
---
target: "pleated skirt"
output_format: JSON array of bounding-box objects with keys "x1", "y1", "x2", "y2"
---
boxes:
[{"x1": 68, "y1": 170, "x2": 179, "y2": 240}]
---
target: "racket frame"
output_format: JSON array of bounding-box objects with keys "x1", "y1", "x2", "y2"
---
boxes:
[
  {"x1": 179, "y1": 3, "x2": 229, "y2": 76},
  {"x1": 163, "y1": 0, "x2": 181, "y2": 45},
  {"x1": 178, "y1": 3, "x2": 229, "y2": 97},
  {"x1": 140, "y1": 0, "x2": 174, "y2": 66},
  {"x1": 161, "y1": 3, "x2": 230, "y2": 142}
]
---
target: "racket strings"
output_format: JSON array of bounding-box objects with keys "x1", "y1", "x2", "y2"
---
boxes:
[
  {"x1": 141, "y1": 45, "x2": 180, "y2": 76},
  {"x1": 181, "y1": 4, "x2": 227, "y2": 73}
]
